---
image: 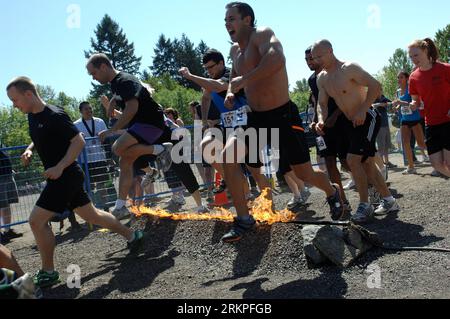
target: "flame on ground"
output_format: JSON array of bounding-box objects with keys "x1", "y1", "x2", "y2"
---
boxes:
[{"x1": 131, "y1": 189, "x2": 297, "y2": 225}]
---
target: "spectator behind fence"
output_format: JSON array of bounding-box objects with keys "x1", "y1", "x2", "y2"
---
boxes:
[
  {"x1": 0, "y1": 147, "x2": 21, "y2": 244},
  {"x1": 373, "y1": 92, "x2": 396, "y2": 169},
  {"x1": 74, "y1": 102, "x2": 111, "y2": 210}
]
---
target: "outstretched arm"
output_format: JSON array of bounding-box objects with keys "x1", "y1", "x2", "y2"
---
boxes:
[{"x1": 179, "y1": 67, "x2": 229, "y2": 93}]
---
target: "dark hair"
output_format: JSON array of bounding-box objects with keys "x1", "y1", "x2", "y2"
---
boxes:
[
  {"x1": 165, "y1": 108, "x2": 179, "y2": 120},
  {"x1": 397, "y1": 71, "x2": 410, "y2": 79},
  {"x1": 87, "y1": 53, "x2": 113, "y2": 69},
  {"x1": 79, "y1": 101, "x2": 91, "y2": 112},
  {"x1": 203, "y1": 49, "x2": 225, "y2": 65},
  {"x1": 409, "y1": 38, "x2": 440, "y2": 64},
  {"x1": 305, "y1": 46, "x2": 312, "y2": 55},
  {"x1": 226, "y1": 2, "x2": 256, "y2": 27},
  {"x1": 6, "y1": 76, "x2": 38, "y2": 96}
]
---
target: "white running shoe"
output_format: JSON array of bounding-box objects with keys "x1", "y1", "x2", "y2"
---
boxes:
[
  {"x1": 170, "y1": 192, "x2": 186, "y2": 206},
  {"x1": 11, "y1": 273, "x2": 37, "y2": 299},
  {"x1": 402, "y1": 168, "x2": 417, "y2": 175},
  {"x1": 287, "y1": 196, "x2": 304, "y2": 210},
  {"x1": 110, "y1": 206, "x2": 131, "y2": 220},
  {"x1": 374, "y1": 199, "x2": 400, "y2": 215}
]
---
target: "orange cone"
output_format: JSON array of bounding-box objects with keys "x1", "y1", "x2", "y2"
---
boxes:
[{"x1": 208, "y1": 172, "x2": 231, "y2": 207}]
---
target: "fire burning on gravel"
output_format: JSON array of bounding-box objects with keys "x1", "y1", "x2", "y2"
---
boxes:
[{"x1": 131, "y1": 189, "x2": 297, "y2": 225}]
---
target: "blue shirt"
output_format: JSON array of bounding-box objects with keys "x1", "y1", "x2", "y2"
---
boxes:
[{"x1": 397, "y1": 87, "x2": 421, "y2": 123}]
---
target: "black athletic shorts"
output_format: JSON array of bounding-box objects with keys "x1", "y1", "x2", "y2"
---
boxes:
[
  {"x1": 347, "y1": 108, "x2": 381, "y2": 163},
  {"x1": 36, "y1": 165, "x2": 91, "y2": 214},
  {"x1": 401, "y1": 120, "x2": 421, "y2": 129},
  {"x1": 425, "y1": 121, "x2": 450, "y2": 155},
  {"x1": 248, "y1": 101, "x2": 311, "y2": 168},
  {"x1": 319, "y1": 113, "x2": 352, "y2": 161}
]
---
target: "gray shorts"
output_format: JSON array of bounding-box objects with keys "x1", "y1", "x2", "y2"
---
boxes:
[
  {"x1": 376, "y1": 127, "x2": 391, "y2": 154},
  {"x1": 0, "y1": 175, "x2": 19, "y2": 209}
]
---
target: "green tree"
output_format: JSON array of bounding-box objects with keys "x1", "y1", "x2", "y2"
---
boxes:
[
  {"x1": 435, "y1": 24, "x2": 449, "y2": 62},
  {"x1": 173, "y1": 34, "x2": 204, "y2": 90},
  {"x1": 150, "y1": 34, "x2": 209, "y2": 90},
  {"x1": 0, "y1": 107, "x2": 30, "y2": 147},
  {"x1": 376, "y1": 48, "x2": 413, "y2": 99},
  {"x1": 290, "y1": 91, "x2": 310, "y2": 114},
  {"x1": 196, "y1": 40, "x2": 210, "y2": 61},
  {"x1": 292, "y1": 78, "x2": 310, "y2": 93},
  {"x1": 150, "y1": 34, "x2": 177, "y2": 78},
  {"x1": 84, "y1": 14, "x2": 142, "y2": 99},
  {"x1": 145, "y1": 75, "x2": 202, "y2": 125}
]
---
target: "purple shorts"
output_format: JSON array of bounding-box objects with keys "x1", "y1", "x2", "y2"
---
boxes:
[{"x1": 128, "y1": 123, "x2": 164, "y2": 145}]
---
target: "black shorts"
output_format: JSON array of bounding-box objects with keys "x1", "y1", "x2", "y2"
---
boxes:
[
  {"x1": 425, "y1": 121, "x2": 450, "y2": 155},
  {"x1": 347, "y1": 109, "x2": 381, "y2": 162},
  {"x1": 86, "y1": 161, "x2": 110, "y2": 184},
  {"x1": 401, "y1": 120, "x2": 421, "y2": 129},
  {"x1": 278, "y1": 153, "x2": 292, "y2": 176},
  {"x1": 319, "y1": 114, "x2": 352, "y2": 161},
  {"x1": 248, "y1": 101, "x2": 311, "y2": 168},
  {"x1": 36, "y1": 165, "x2": 91, "y2": 214}
]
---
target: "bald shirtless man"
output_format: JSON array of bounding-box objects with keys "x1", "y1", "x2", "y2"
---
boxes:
[
  {"x1": 312, "y1": 40, "x2": 399, "y2": 224},
  {"x1": 222, "y1": 2, "x2": 344, "y2": 242}
]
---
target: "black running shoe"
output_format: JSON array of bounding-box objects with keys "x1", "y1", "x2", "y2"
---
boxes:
[
  {"x1": 221, "y1": 216, "x2": 256, "y2": 243},
  {"x1": 326, "y1": 184, "x2": 344, "y2": 221}
]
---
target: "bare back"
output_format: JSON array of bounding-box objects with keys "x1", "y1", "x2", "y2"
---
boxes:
[
  {"x1": 231, "y1": 28, "x2": 290, "y2": 111},
  {"x1": 318, "y1": 62, "x2": 373, "y2": 120}
]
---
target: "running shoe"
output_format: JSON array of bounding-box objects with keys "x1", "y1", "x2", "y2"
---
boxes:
[
  {"x1": 221, "y1": 216, "x2": 256, "y2": 243},
  {"x1": 33, "y1": 270, "x2": 60, "y2": 288},
  {"x1": 351, "y1": 203, "x2": 375, "y2": 224},
  {"x1": 127, "y1": 230, "x2": 144, "y2": 253},
  {"x1": 326, "y1": 184, "x2": 344, "y2": 221},
  {"x1": 110, "y1": 206, "x2": 131, "y2": 220},
  {"x1": 374, "y1": 199, "x2": 400, "y2": 215}
]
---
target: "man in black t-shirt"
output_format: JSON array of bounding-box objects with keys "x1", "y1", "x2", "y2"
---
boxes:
[
  {"x1": 87, "y1": 54, "x2": 207, "y2": 213},
  {"x1": 87, "y1": 54, "x2": 175, "y2": 218},
  {"x1": 6, "y1": 77, "x2": 143, "y2": 289}
]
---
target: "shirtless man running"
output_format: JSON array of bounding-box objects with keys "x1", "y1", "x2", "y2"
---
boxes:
[
  {"x1": 222, "y1": 2, "x2": 344, "y2": 242},
  {"x1": 312, "y1": 40, "x2": 399, "y2": 223}
]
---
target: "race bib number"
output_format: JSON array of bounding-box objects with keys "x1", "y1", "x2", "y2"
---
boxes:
[
  {"x1": 221, "y1": 105, "x2": 250, "y2": 128},
  {"x1": 316, "y1": 136, "x2": 327, "y2": 151},
  {"x1": 401, "y1": 105, "x2": 413, "y2": 115}
]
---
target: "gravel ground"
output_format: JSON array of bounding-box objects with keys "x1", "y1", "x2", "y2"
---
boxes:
[{"x1": 5, "y1": 154, "x2": 450, "y2": 299}]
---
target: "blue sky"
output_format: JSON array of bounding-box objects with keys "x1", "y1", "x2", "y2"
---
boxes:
[{"x1": 1, "y1": 0, "x2": 448, "y2": 107}]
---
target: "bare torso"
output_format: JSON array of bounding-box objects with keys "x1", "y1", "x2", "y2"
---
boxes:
[
  {"x1": 231, "y1": 29, "x2": 290, "y2": 112},
  {"x1": 319, "y1": 62, "x2": 368, "y2": 120}
]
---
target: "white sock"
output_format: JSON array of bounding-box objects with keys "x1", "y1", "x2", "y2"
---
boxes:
[
  {"x1": 152, "y1": 145, "x2": 164, "y2": 156},
  {"x1": 115, "y1": 199, "x2": 126, "y2": 209}
]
